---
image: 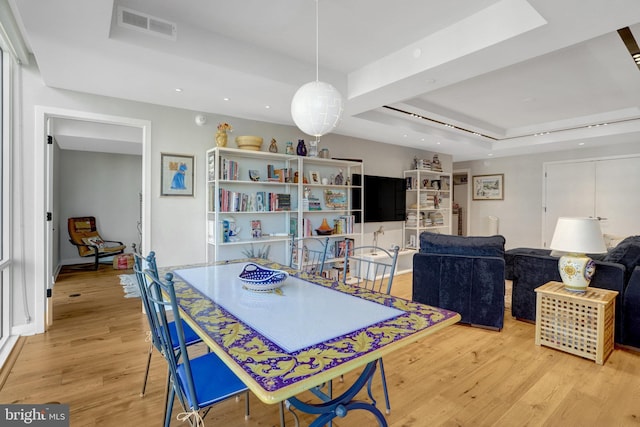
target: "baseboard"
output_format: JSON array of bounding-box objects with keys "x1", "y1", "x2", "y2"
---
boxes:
[{"x1": 0, "y1": 335, "x2": 23, "y2": 389}]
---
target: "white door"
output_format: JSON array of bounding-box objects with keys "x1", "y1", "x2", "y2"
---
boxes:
[
  {"x1": 594, "y1": 157, "x2": 640, "y2": 236},
  {"x1": 543, "y1": 161, "x2": 596, "y2": 247},
  {"x1": 544, "y1": 156, "x2": 640, "y2": 247}
]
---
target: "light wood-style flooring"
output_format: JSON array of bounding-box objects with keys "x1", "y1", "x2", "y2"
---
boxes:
[{"x1": 1, "y1": 265, "x2": 639, "y2": 426}]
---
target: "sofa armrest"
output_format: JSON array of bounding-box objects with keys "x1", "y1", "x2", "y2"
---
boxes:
[
  {"x1": 413, "y1": 253, "x2": 505, "y2": 330},
  {"x1": 621, "y1": 266, "x2": 640, "y2": 348}
]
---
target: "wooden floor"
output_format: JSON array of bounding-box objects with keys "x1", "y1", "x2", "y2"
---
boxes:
[{"x1": 1, "y1": 265, "x2": 640, "y2": 426}]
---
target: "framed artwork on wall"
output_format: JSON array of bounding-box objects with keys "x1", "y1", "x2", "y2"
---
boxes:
[
  {"x1": 161, "y1": 153, "x2": 195, "y2": 197},
  {"x1": 472, "y1": 174, "x2": 504, "y2": 200}
]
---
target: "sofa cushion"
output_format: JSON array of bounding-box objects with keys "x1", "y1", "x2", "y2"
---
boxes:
[
  {"x1": 603, "y1": 235, "x2": 640, "y2": 275},
  {"x1": 420, "y1": 232, "x2": 505, "y2": 258}
]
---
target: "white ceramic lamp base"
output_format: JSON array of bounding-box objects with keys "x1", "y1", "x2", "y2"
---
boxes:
[{"x1": 558, "y1": 253, "x2": 596, "y2": 293}]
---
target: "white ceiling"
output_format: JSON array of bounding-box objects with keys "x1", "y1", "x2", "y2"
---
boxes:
[{"x1": 9, "y1": 0, "x2": 640, "y2": 161}]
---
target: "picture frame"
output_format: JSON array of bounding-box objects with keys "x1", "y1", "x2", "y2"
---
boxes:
[
  {"x1": 472, "y1": 174, "x2": 504, "y2": 200},
  {"x1": 324, "y1": 189, "x2": 347, "y2": 209},
  {"x1": 161, "y1": 153, "x2": 195, "y2": 197},
  {"x1": 309, "y1": 170, "x2": 321, "y2": 184}
]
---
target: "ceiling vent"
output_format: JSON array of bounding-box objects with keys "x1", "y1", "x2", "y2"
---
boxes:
[{"x1": 117, "y1": 6, "x2": 177, "y2": 41}]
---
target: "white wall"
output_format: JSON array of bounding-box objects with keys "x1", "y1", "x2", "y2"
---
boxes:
[
  {"x1": 454, "y1": 141, "x2": 640, "y2": 249},
  {"x1": 58, "y1": 150, "x2": 142, "y2": 263},
  {"x1": 12, "y1": 60, "x2": 449, "y2": 332}
]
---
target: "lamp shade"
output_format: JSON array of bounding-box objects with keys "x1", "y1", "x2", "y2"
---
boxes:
[
  {"x1": 549, "y1": 217, "x2": 607, "y2": 254},
  {"x1": 291, "y1": 81, "x2": 343, "y2": 137}
]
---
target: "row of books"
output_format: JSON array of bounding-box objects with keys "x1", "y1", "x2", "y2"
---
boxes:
[
  {"x1": 218, "y1": 189, "x2": 292, "y2": 212},
  {"x1": 333, "y1": 215, "x2": 355, "y2": 234},
  {"x1": 267, "y1": 165, "x2": 294, "y2": 182},
  {"x1": 220, "y1": 158, "x2": 239, "y2": 180}
]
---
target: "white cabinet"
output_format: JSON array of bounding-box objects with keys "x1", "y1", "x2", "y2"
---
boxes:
[
  {"x1": 206, "y1": 147, "x2": 364, "y2": 266},
  {"x1": 403, "y1": 169, "x2": 452, "y2": 250}
]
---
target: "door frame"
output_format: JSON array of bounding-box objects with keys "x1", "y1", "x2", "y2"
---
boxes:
[{"x1": 34, "y1": 106, "x2": 151, "y2": 333}]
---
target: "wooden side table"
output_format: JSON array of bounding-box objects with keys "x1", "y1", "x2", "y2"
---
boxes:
[{"x1": 535, "y1": 281, "x2": 618, "y2": 365}]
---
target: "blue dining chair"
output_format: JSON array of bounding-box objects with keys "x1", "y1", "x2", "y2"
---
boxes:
[
  {"x1": 342, "y1": 242, "x2": 400, "y2": 414},
  {"x1": 133, "y1": 252, "x2": 203, "y2": 398},
  {"x1": 289, "y1": 236, "x2": 330, "y2": 275},
  {"x1": 144, "y1": 270, "x2": 250, "y2": 427}
]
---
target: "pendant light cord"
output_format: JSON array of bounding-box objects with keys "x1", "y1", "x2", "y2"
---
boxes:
[{"x1": 315, "y1": 0, "x2": 319, "y2": 82}]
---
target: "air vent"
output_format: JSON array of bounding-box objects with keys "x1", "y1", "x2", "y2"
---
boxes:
[{"x1": 117, "y1": 6, "x2": 177, "y2": 40}]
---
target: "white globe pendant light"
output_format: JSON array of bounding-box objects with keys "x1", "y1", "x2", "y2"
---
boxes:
[
  {"x1": 291, "y1": 81, "x2": 343, "y2": 137},
  {"x1": 291, "y1": 0, "x2": 343, "y2": 138}
]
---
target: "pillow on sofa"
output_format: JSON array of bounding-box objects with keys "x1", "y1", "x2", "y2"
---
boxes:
[
  {"x1": 420, "y1": 231, "x2": 505, "y2": 257},
  {"x1": 603, "y1": 235, "x2": 640, "y2": 274}
]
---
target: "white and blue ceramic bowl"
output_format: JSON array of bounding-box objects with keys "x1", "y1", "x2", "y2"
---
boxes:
[{"x1": 239, "y1": 263, "x2": 288, "y2": 292}]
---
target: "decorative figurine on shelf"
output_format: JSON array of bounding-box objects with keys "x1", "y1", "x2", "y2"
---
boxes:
[
  {"x1": 432, "y1": 154, "x2": 442, "y2": 171},
  {"x1": 345, "y1": 176, "x2": 351, "y2": 186},
  {"x1": 285, "y1": 141, "x2": 294, "y2": 155},
  {"x1": 216, "y1": 122, "x2": 232, "y2": 147},
  {"x1": 294, "y1": 171, "x2": 299, "y2": 183},
  {"x1": 269, "y1": 138, "x2": 278, "y2": 153},
  {"x1": 334, "y1": 169, "x2": 344, "y2": 185},
  {"x1": 308, "y1": 139, "x2": 318, "y2": 157},
  {"x1": 296, "y1": 139, "x2": 307, "y2": 156},
  {"x1": 222, "y1": 217, "x2": 240, "y2": 242}
]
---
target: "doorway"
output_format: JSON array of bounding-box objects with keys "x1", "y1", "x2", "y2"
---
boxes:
[
  {"x1": 34, "y1": 106, "x2": 151, "y2": 333},
  {"x1": 453, "y1": 168, "x2": 471, "y2": 236}
]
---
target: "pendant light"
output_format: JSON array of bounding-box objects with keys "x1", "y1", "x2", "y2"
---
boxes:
[{"x1": 291, "y1": 0, "x2": 344, "y2": 139}]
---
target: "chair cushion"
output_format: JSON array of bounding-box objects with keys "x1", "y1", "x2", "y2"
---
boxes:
[
  {"x1": 168, "y1": 320, "x2": 202, "y2": 349},
  {"x1": 176, "y1": 352, "x2": 247, "y2": 409},
  {"x1": 420, "y1": 232, "x2": 505, "y2": 257}
]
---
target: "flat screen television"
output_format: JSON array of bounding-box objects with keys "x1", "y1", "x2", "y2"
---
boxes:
[{"x1": 352, "y1": 174, "x2": 406, "y2": 223}]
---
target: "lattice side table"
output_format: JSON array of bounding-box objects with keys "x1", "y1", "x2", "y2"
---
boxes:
[{"x1": 535, "y1": 281, "x2": 618, "y2": 365}]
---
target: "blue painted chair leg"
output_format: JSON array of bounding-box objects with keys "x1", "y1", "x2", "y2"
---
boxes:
[
  {"x1": 164, "y1": 385, "x2": 175, "y2": 427},
  {"x1": 378, "y1": 358, "x2": 391, "y2": 414}
]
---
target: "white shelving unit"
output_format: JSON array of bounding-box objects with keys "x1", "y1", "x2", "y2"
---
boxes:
[
  {"x1": 206, "y1": 147, "x2": 297, "y2": 264},
  {"x1": 296, "y1": 157, "x2": 364, "y2": 269},
  {"x1": 205, "y1": 147, "x2": 364, "y2": 266},
  {"x1": 403, "y1": 169, "x2": 452, "y2": 251}
]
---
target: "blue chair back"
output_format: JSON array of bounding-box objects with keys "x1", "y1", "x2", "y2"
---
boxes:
[
  {"x1": 133, "y1": 252, "x2": 163, "y2": 351},
  {"x1": 343, "y1": 243, "x2": 400, "y2": 294},
  {"x1": 290, "y1": 236, "x2": 330, "y2": 275},
  {"x1": 144, "y1": 271, "x2": 200, "y2": 412}
]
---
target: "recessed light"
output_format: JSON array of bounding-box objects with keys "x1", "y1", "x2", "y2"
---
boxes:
[
  {"x1": 175, "y1": 88, "x2": 183, "y2": 92},
  {"x1": 436, "y1": 142, "x2": 441, "y2": 145},
  {"x1": 223, "y1": 97, "x2": 230, "y2": 101},
  {"x1": 579, "y1": 142, "x2": 585, "y2": 146},
  {"x1": 265, "y1": 105, "x2": 271, "y2": 109},
  {"x1": 488, "y1": 153, "x2": 494, "y2": 157}
]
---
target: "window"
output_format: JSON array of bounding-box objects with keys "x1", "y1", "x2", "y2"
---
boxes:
[{"x1": 0, "y1": 46, "x2": 10, "y2": 346}]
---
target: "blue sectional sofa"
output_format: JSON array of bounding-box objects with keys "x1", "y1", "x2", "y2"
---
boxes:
[
  {"x1": 506, "y1": 235, "x2": 640, "y2": 349},
  {"x1": 413, "y1": 232, "x2": 506, "y2": 330}
]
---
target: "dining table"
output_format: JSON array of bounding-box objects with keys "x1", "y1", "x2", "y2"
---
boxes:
[{"x1": 160, "y1": 258, "x2": 461, "y2": 427}]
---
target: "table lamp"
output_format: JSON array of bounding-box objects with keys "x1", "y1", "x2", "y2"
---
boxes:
[{"x1": 549, "y1": 217, "x2": 607, "y2": 293}]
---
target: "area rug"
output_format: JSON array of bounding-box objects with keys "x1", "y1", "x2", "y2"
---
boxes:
[{"x1": 119, "y1": 274, "x2": 140, "y2": 298}]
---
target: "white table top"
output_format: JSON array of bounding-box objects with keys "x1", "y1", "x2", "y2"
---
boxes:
[{"x1": 174, "y1": 263, "x2": 403, "y2": 353}]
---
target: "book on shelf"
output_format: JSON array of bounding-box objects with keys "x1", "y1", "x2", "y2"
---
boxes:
[
  {"x1": 290, "y1": 218, "x2": 298, "y2": 236},
  {"x1": 333, "y1": 215, "x2": 355, "y2": 234},
  {"x1": 335, "y1": 238, "x2": 354, "y2": 258},
  {"x1": 221, "y1": 159, "x2": 239, "y2": 180},
  {"x1": 275, "y1": 193, "x2": 291, "y2": 211}
]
